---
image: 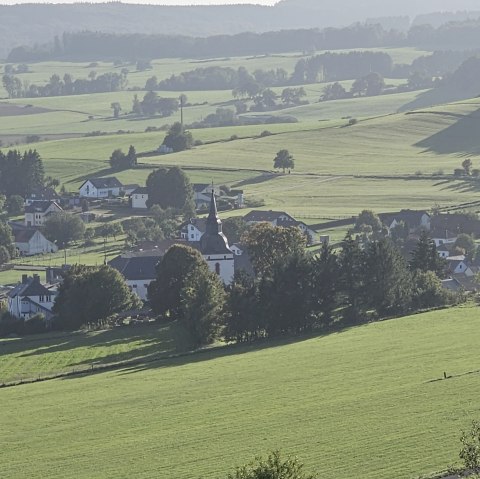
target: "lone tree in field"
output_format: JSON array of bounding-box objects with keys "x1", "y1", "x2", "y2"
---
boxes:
[
  {"x1": 460, "y1": 420, "x2": 480, "y2": 473},
  {"x1": 462, "y1": 158, "x2": 473, "y2": 176},
  {"x1": 273, "y1": 149, "x2": 294, "y2": 173}
]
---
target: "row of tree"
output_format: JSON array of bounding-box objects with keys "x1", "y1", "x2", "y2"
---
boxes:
[
  {"x1": 2, "y1": 71, "x2": 128, "y2": 98},
  {"x1": 321, "y1": 72, "x2": 385, "y2": 101},
  {"x1": 147, "y1": 224, "x2": 460, "y2": 347}
]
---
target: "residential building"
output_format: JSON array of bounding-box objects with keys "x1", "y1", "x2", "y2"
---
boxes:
[
  {"x1": 25, "y1": 187, "x2": 60, "y2": 206},
  {"x1": 79, "y1": 177, "x2": 123, "y2": 198},
  {"x1": 13, "y1": 228, "x2": 58, "y2": 256},
  {"x1": 379, "y1": 210, "x2": 431, "y2": 233},
  {"x1": 193, "y1": 184, "x2": 220, "y2": 210},
  {"x1": 430, "y1": 229, "x2": 457, "y2": 248},
  {"x1": 243, "y1": 210, "x2": 296, "y2": 226},
  {"x1": 24, "y1": 201, "x2": 63, "y2": 227},
  {"x1": 8, "y1": 274, "x2": 57, "y2": 320},
  {"x1": 122, "y1": 184, "x2": 140, "y2": 196},
  {"x1": 181, "y1": 218, "x2": 207, "y2": 242},
  {"x1": 109, "y1": 251, "x2": 164, "y2": 301},
  {"x1": 131, "y1": 187, "x2": 149, "y2": 209}
]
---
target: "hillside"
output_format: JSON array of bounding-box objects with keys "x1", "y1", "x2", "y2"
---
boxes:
[{"x1": 2, "y1": 305, "x2": 480, "y2": 478}]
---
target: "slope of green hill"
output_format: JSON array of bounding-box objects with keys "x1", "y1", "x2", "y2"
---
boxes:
[{"x1": 2, "y1": 305, "x2": 480, "y2": 479}]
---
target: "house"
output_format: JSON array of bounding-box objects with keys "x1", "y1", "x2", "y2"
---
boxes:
[
  {"x1": 7, "y1": 274, "x2": 57, "y2": 320},
  {"x1": 437, "y1": 244, "x2": 453, "y2": 259},
  {"x1": 430, "y1": 229, "x2": 457, "y2": 248},
  {"x1": 108, "y1": 251, "x2": 164, "y2": 301},
  {"x1": 431, "y1": 213, "x2": 480, "y2": 237},
  {"x1": 446, "y1": 256, "x2": 473, "y2": 276},
  {"x1": 181, "y1": 218, "x2": 207, "y2": 242},
  {"x1": 24, "y1": 201, "x2": 63, "y2": 227},
  {"x1": 379, "y1": 210, "x2": 431, "y2": 233},
  {"x1": 79, "y1": 177, "x2": 123, "y2": 198},
  {"x1": 131, "y1": 187, "x2": 149, "y2": 210},
  {"x1": 200, "y1": 191, "x2": 235, "y2": 285},
  {"x1": 243, "y1": 210, "x2": 296, "y2": 226},
  {"x1": 122, "y1": 184, "x2": 140, "y2": 196},
  {"x1": 13, "y1": 228, "x2": 58, "y2": 256},
  {"x1": 442, "y1": 275, "x2": 479, "y2": 293},
  {"x1": 193, "y1": 184, "x2": 220, "y2": 210},
  {"x1": 25, "y1": 187, "x2": 60, "y2": 206}
]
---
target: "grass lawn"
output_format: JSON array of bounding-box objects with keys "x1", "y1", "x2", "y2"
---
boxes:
[{"x1": 2, "y1": 305, "x2": 480, "y2": 478}]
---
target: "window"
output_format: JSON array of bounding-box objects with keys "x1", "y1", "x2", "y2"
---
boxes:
[
  {"x1": 215, "y1": 263, "x2": 220, "y2": 275},
  {"x1": 39, "y1": 295, "x2": 44, "y2": 303},
  {"x1": 132, "y1": 284, "x2": 137, "y2": 288},
  {"x1": 46, "y1": 296, "x2": 51, "y2": 302}
]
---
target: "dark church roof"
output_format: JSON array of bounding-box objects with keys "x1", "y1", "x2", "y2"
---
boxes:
[{"x1": 200, "y1": 190, "x2": 232, "y2": 255}]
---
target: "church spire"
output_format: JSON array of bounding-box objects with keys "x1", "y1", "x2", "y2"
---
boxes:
[{"x1": 205, "y1": 187, "x2": 222, "y2": 235}]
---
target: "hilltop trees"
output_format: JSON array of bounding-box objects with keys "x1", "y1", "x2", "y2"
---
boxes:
[
  {"x1": 109, "y1": 145, "x2": 137, "y2": 170},
  {"x1": 162, "y1": 122, "x2": 193, "y2": 152}
]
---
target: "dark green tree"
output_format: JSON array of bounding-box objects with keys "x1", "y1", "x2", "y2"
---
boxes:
[
  {"x1": 0, "y1": 221, "x2": 16, "y2": 258},
  {"x1": 273, "y1": 149, "x2": 295, "y2": 173},
  {"x1": 365, "y1": 238, "x2": 413, "y2": 316},
  {"x1": 6, "y1": 195, "x2": 24, "y2": 216},
  {"x1": 409, "y1": 231, "x2": 446, "y2": 277},
  {"x1": 162, "y1": 122, "x2": 193, "y2": 152},
  {"x1": 221, "y1": 217, "x2": 249, "y2": 244},
  {"x1": 455, "y1": 233, "x2": 476, "y2": 257},
  {"x1": 44, "y1": 212, "x2": 86, "y2": 248},
  {"x1": 53, "y1": 265, "x2": 141, "y2": 329},
  {"x1": 241, "y1": 222, "x2": 306, "y2": 277}
]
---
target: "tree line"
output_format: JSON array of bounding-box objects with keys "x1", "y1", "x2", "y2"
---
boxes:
[
  {"x1": 2, "y1": 70, "x2": 128, "y2": 99},
  {"x1": 148, "y1": 223, "x2": 460, "y2": 348}
]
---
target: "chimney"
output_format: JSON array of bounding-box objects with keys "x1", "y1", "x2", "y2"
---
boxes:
[
  {"x1": 33, "y1": 274, "x2": 40, "y2": 283},
  {"x1": 22, "y1": 274, "x2": 28, "y2": 284}
]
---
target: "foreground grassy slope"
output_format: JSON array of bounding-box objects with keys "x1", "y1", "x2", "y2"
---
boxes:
[{"x1": 3, "y1": 305, "x2": 480, "y2": 479}]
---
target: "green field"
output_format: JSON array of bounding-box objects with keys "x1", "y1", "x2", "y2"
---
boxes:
[{"x1": 2, "y1": 305, "x2": 480, "y2": 478}]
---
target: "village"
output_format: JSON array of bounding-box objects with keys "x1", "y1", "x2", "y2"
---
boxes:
[{"x1": 4, "y1": 173, "x2": 480, "y2": 324}]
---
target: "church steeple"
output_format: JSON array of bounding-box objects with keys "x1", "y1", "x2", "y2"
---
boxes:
[{"x1": 205, "y1": 188, "x2": 222, "y2": 235}]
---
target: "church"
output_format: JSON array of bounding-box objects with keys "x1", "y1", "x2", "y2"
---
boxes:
[{"x1": 200, "y1": 190, "x2": 235, "y2": 285}]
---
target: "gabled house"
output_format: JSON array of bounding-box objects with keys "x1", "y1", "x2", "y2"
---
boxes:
[
  {"x1": 379, "y1": 210, "x2": 431, "y2": 233},
  {"x1": 24, "y1": 201, "x2": 63, "y2": 227},
  {"x1": 130, "y1": 187, "x2": 149, "y2": 210},
  {"x1": 122, "y1": 184, "x2": 140, "y2": 196},
  {"x1": 8, "y1": 274, "x2": 57, "y2": 320},
  {"x1": 446, "y1": 256, "x2": 473, "y2": 276},
  {"x1": 430, "y1": 229, "x2": 458, "y2": 248},
  {"x1": 193, "y1": 184, "x2": 220, "y2": 210},
  {"x1": 13, "y1": 228, "x2": 58, "y2": 256},
  {"x1": 243, "y1": 210, "x2": 296, "y2": 226},
  {"x1": 431, "y1": 213, "x2": 480, "y2": 237},
  {"x1": 108, "y1": 251, "x2": 164, "y2": 301},
  {"x1": 79, "y1": 177, "x2": 123, "y2": 198},
  {"x1": 181, "y1": 218, "x2": 207, "y2": 242},
  {"x1": 25, "y1": 187, "x2": 60, "y2": 206}
]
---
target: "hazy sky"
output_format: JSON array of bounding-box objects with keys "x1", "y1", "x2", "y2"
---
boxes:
[{"x1": 0, "y1": 0, "x2": 279, "y2": 4}]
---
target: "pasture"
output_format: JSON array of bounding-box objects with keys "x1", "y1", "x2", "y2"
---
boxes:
[{"x1": 2, "y1": 305, "x2": 480, "y2": 478}]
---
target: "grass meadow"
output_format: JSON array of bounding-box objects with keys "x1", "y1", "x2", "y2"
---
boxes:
[{"x1": 2, "y1": 305, "x2": 480, "y2": 478}]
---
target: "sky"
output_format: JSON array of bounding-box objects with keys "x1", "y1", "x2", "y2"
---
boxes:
[{"x1": 0, "y1": 0, "x2": 279, "y2": 4}]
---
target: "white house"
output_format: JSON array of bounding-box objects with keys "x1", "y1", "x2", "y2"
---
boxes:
[
  {"x1": 79, "y1": 177, "x2": 123, "y2": 198},
  {"x1": 109, "y1": 251, "x2": 163, "y2": 301},
  {"x1": 200, "y1": 191, "x2": 235, "y2": 285},
  {"x1": 8, "y1": 274, "x2": 57, "y2": 320},
  {"x1": 431, "y1": 229, "x2": 458, "y2": 248},
  {"x1": 14, "y1": 228, "x2": 58, "y2": 256},
  {"x1": 446, "y1": 256, "x2": 473, "y2": 276},
  {"x1": 193, "y1": 184, "x2": 220, "y2": 209},
  {"x1": 24, "y1": 201, "x2": 63, "y2": 227},
  {"x1": 131, "y1": 187, "x2": 149, "y2": 210},
  {"x1": 181, "y1": 218, "x2": 207, "y2": 242},
  {"x1": 243, "y1": 210, "x2": 296, "y2": 226},
  {"x1": 379, "y1": 210, "x2": 431, "y2": 233}
]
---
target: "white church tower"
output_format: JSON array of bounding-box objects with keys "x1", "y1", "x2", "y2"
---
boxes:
[{"x1": 200, "y1": 190, "x2": 235, "y2": 285}]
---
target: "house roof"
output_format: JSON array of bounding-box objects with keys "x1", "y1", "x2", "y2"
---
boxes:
[
  {"x1": 27, "y1": 187, "x2": 60, "y2": 201},
  {"x1": 184, "y1": 218, "x2": 207, "y2": 233},
  {"x1": 108, "y1": 254, "x2": 162, "y2": 281},
  {"x1": 83, "y1": 177, "x2": 123, "y2": 189},
  {"x1": 379, "y1": 210, "x2": 430, "y2": 227},
  {"x1": 25, "y1": 201, "x2": 62, "y2": 214},
  {"x1": 193, "y1": 184, "x2": 211, "y2": 193},
  {"x1": 431, "y1": 213, "x2": 480, "y2": 236},
  {"x1": 430, "y1": 229, "x2": 457, "y2": 240},
  {"x1": 13, "y1": 228, "x2": 37, "y2": 243},
  {"x1": 243, "y1": 210, "x2": 293, "y2": 223},
  {"x1": 131, "y1": 187, "x2": 148, "y2": 195},
  {"x1": 8, "y1": 275, "x2": 51, "y2": 298}
]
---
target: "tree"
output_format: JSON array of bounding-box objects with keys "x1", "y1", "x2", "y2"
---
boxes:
[
  {"x1": 241, "y1": 223, "x2": 306, "y2": 277},
  {"x1": 273, "y1": 149, "x2": 294, "y2": 173},
  {"x1": 411, "y1": 270, "x2": 452, "y2": 310},
  {"x1": 145, "y1": 166, "x2": 194, "y2": 217},
  {"x1": 109, "y1": 149, "x2": 127, "y2": 170},
  {"x1": 455, "y1": 233, "x2": 476, "y2": 257},
  {"x1": 44, "y1": 212, "x2": 86, "y2": 248},
  {"x1": 180, "y1": 265, "x2": 226, "y2": 347},
  {"x1": 6, "y1": 195, "x2": 24, "y2": 216},
  {"x1": 364, "y1": 238, "x2": 413, "y2": 316},
  {"x1": 321, "y1": 82, "x2": 347, "y2": 101},
  {"x1": 148, "y1": 244, "x2": 205, "y2": 321},
  {"x1": 281, "y1": 87, "x2": 306, "y2": 106},
  {"x1": 162, "y1": 122, "x2": 193, "y2": 152},
  {"x1": 462, "y1": 158, "x2": 473, "y2": 176},
  {"x1": 460, "y1": 420, "x2": 480, "y2": 473},
  {"x1": 227, "y1": 451, "x2": 317, "y2": 479},
  {"x1": 0, "y1": 245, "x2": 11, "y2": 264},
  {"x1": 53, "y1": 265, "x2": 141, "y2": 329},
  {"x1": 110, "y1": 102, "x2": 122, "y2": 118},
  {"x1": 132, "y1": 94, "x2": 142, "y2": 116},
  {"x1": 354, "y1": 210, "x2": 382, "y2": 232},
  {"x1": 409, "y1": 231, "x2": 446, "y2": 277},
  {"x1": 365, "y1": 72, "x2": 385, "y2": 96},
  {"x1": 222, "y1": 217, "x2": 249, "y2": 244},
  {"x1": 126, "y1": 145, "x2": 137, "y2": 167}
]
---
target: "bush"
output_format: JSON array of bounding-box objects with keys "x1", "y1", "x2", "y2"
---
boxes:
[
  {"x1": 454, "y1": 168, "x2": 466, "y2": 177},
  {"x1": 23, "y1": 314, "x2": 46, "y2": 335},
  {"x1": 259, "y1": 130, "x2": 273, "y2": 137},
  {"x1": 348, "y1": 118, "x2": 358, "y2": 126}
]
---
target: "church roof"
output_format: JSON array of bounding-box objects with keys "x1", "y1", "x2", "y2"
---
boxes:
[{"x1": 200, "y1": 190, "x2": 232, "y2": 255}]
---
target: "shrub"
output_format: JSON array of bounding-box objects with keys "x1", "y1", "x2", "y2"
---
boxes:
[
  {"x1": 259, "y1": 130, "x2": 273, "y2": 137},
  {"x1": 23, "y1": 314, "x2": 46, "y2": 335},
  {"x1": 348, "y1": 118, "x2": 358, "y2": 126}
]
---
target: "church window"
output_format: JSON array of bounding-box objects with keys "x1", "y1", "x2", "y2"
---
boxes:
[{"x1": 215, "y1": 263, "x2": 220, "y2": 275}]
